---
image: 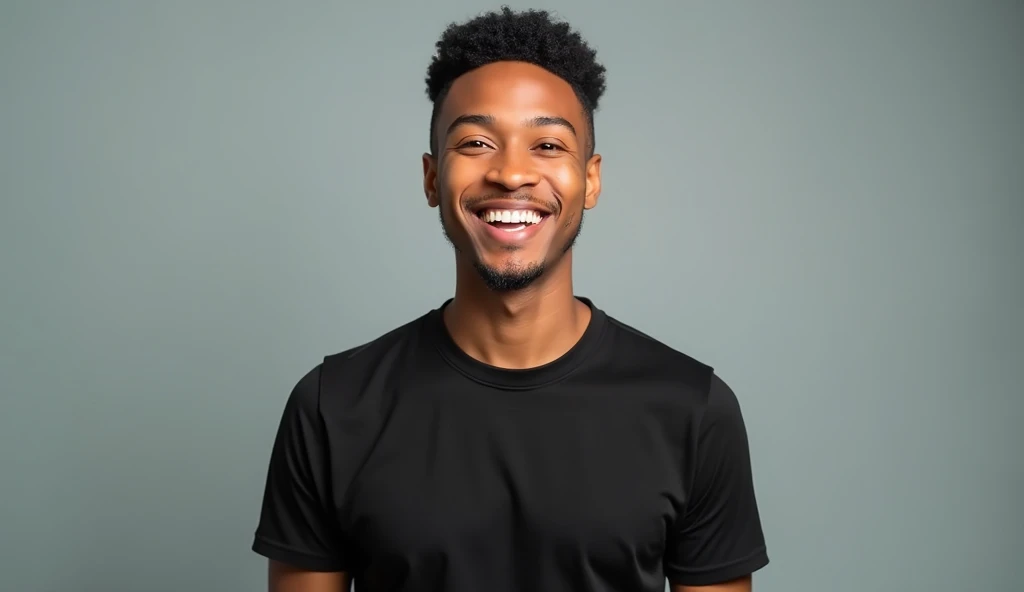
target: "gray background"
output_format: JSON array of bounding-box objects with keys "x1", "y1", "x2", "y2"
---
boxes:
[{"x1": 2, "y1": 1, "x2": 1021, "y2": 591}]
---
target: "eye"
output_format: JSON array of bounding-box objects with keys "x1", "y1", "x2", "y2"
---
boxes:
[
  {"x1": 535, "y1": 142, "x2": 563, "y2": 151},
  {"x1": 457, "y1": 140, "x2": 491, "y2": 150}
]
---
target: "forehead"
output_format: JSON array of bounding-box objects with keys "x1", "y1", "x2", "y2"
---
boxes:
[{"x1": 438, "y1": 61, "x2": 585, "y2": 132}]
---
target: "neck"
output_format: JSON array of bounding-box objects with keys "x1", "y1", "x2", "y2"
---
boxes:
[{"x1": 444, "y1": 252, "x2": 591, "y2": 370}]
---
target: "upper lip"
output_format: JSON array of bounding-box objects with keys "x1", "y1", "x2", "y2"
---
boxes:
[{"x1": 469, "y1": 199, "x2": 553, "y2": 216}]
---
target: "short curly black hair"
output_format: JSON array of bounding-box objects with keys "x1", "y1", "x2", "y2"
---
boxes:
[{"x1": 425, "y1": 6, "x2": 607, "y2": 156}]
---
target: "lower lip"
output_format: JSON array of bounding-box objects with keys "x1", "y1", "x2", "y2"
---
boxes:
[{"x1": 474, "y1": 214, "x2": 549, "y2": 243}]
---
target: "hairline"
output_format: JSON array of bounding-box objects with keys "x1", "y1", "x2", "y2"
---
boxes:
[{"x1": 428, "y1": 68, "x2": 597, "y2": 158}]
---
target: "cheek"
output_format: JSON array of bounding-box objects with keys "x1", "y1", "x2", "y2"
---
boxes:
[
  {"x1": 439, "y1": 159, "x2": 483, "y2": 201},
  {"x1": 547, "y1": 162, "x2": 586, "y2": 196}
]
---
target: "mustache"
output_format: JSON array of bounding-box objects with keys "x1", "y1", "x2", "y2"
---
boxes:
[{"x1": 461, "y1": 193, "x2": 559, "y2": 214}]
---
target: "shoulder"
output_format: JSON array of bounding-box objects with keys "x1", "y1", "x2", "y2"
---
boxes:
[
  {"x1": 598, "y1": 310, "x2": 748, "y2": 417},
  {"x1": 601, "y1": 311, "x2": 716, "y2": 392},
  {"x1": 323, "y1": 313, "x2": 428, "y2": 372},
  {"x1": 286, "y1": 311, "x2": 433, "y2": 414}
]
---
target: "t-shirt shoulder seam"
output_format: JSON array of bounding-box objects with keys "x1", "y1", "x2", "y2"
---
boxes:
[
  {"x1": 605, "y1": 316, "x2": 714, "y2": 372},
  {"x1": 325, "y1": 313, "x2": 427, "y2": 363}
]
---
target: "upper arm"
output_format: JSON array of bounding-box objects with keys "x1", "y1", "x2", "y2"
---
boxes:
[
  {"x1": 671, "y1": 574, "x2": 752, "y2": 592},
  {"x1": 663, "y1": 374, "x2": 769, "y2": 587},
  {"x1": 269, "y1": 560, "x2": 350, "y2": 592},
  {"x1": 252, "y1": 365, "x2": 356, "y2": 574}
]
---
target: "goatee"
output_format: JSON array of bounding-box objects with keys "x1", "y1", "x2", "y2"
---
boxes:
[{"x1": 438, "y1": 203, "x2": 586, "y2": 292}]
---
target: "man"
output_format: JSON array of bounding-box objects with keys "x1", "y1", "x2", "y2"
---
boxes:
[{"x1": 252, "y1": 7, "x2": 769, "y2": 592}]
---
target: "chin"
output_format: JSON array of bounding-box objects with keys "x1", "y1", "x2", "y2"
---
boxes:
[
  {"x1": 474, "y1": 250, "x2": 544, "y2": 273},
  {"x1": 472, "y1": 258, "x2": 548, "y2": 292}
]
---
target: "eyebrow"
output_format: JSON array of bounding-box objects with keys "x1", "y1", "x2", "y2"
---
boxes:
[{"x1": 445, "y1": 114, "x2": 577, "y2": 139}]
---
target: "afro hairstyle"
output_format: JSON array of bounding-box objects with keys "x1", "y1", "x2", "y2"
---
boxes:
[{"x1": 424, "y1": 6, "x2": 607, "y2": 156}]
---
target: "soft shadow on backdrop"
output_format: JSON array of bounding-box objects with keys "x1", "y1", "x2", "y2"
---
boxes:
[{"x1": 1, "y1": 2, "x2": 1021, "y2": 591}]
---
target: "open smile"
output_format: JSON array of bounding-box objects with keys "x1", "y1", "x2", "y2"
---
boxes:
[{"x1": 471, "y1": 206, "x2": 551, "y2": 243}]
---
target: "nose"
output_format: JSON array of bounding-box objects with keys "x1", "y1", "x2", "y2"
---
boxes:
[{"x1": 484, "y1": 147, "x2": 541, "y2": 190}]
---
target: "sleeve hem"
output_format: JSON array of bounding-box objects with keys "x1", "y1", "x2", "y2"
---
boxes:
[
  {"x1": 665, "y1": 546, "x2": 769, "y2": 587},
  {"x1": 251, "y1": 534, "x2": 350, "y2": 573}
]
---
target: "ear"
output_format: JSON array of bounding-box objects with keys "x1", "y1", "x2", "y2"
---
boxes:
[
  {"x1": 422, "y1": 153, "x2": 439, "y2": 207},
  {"x1": 583, "y1": 153, "x2": 602, "y2": 210}
]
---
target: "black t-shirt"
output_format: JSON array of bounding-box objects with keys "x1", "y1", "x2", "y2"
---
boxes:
[{"x1": 252, "y1": 298, "x2": 769, "y2": 590}]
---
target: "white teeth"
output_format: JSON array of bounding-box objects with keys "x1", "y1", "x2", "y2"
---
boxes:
[{"x1": 481, "y1": 209, "x2": 544, "y2": 224}]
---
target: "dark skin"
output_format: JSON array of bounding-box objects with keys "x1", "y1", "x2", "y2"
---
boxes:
[
  {"x1": 268, "y1": 60, "x2": 752, "y2": 592},
  {"x1": 421, "y1": 60, "x2": 601, "y2": 370},
  {"x1": 267, "y1": 560, "x2": 748, "y2": 592},
  {"x1": 268, "y1": 561, "x2": 349, "y2": 592}
]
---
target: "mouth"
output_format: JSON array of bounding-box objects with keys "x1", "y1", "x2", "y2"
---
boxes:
[
  {"x1": 470, "y1": 206, "x2": 551, "y2": 243},
  {"x1": 475, "y1": 207, "x2": 549, "y2": 232}
]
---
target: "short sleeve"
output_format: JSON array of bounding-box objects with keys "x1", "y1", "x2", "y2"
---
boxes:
[
  {"x1": 664, "y1": 373, "x2": 769, "y2": 586},
  {"x1": 251, "y1": 364, "x2": 352, "y2": 572}
]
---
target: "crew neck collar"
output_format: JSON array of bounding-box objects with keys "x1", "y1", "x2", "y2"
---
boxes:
[{"x1": 427, "y1": 296, "x2": 607, "y2": 391}]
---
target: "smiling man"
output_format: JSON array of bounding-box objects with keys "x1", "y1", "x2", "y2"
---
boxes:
[{"x1": 252, "y1": 7, "x2": 769, "y2": 592}]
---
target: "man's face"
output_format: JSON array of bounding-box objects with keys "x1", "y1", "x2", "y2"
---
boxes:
[{"x1": 423, "y1": 61, "x2": 602, "y2": 292}]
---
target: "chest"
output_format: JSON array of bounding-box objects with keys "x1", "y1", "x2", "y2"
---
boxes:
[{"x1": 335, "y1": 387, "x2": 688, "y2": 570}]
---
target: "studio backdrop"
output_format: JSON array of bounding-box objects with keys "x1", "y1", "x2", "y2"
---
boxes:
[{"x1": 1, "y1": 2, "x2": 1021, "y2": 591}]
